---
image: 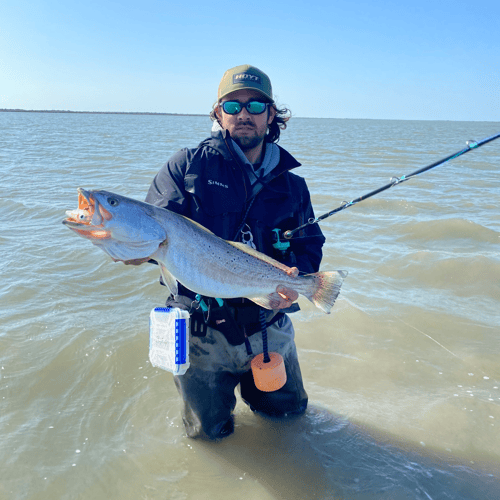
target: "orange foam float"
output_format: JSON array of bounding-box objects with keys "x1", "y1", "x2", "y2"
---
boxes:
[{"x1": 251, "y1": 352, "x2": 287, "y2": 392}]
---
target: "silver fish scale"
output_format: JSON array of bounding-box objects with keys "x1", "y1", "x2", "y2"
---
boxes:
[{"x1": 157, "y1": 228, "x2": 289, "y2": 299}]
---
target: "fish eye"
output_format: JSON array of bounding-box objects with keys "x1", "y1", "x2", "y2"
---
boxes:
[{"x1": 107, "y1": 197, "x2": 120, "y2": 207}]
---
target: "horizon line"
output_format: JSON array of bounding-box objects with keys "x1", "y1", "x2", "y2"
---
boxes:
[
  {"x1": 0, "y1": 108, "x2": 206, "y2": 117},
  {"x1": 1, "y1": 108, "x2": 498, "y2": 123}
]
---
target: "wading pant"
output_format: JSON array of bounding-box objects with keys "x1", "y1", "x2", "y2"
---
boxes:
[{"x1": 173, "y1": 314, "x2": 308, "y2": 440}]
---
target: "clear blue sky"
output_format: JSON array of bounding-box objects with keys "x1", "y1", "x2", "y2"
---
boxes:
[{"x1": 1, "y1": 0, "x2": 499, "y2": 120}]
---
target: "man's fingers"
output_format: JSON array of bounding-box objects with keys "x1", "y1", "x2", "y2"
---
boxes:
[
  {"x1": 276, "y1": 285, "x2": 299, "y2": 302},
  {"x1": 268, "y1": 292, "x2": 290, "y2": 309},
  {"x1": 123, "y1": 257, "x2": 150, "y2": 266}
]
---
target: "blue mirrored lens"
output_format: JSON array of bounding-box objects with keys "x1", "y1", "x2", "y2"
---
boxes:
[
  {"x1": 246, "y1": 102, "x2": 267, "y2": 114},
  {"x1": 222, "y1": 101, "x2": 242, "y2": 114},
  {"x1": 222, "y1": 101, "x2": 267, "y2": 115}
]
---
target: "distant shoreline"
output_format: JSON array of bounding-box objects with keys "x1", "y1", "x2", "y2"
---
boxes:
[
  {"x1": 1, "y1": 109, "x2": 497, "y2": 122},
  {"x1": 0, "y1": 108, "x2": 207, "y2": 117}
]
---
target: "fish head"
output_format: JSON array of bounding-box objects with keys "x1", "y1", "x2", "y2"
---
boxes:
[{"x1": 63, "y1": 188, "x2": 167, "y2": 261}]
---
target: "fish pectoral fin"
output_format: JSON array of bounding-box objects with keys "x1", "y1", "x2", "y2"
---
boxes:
[
  {"x1": 248, "y1": 295, "x2": 275, "y2": 310},
  {"x1": 159, "y1": 263, "x2": 178, "y2": 296}
]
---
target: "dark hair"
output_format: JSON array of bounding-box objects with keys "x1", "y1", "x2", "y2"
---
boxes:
[{"x1": 209, "y1": 101, "x2": 291, "y2": 143}]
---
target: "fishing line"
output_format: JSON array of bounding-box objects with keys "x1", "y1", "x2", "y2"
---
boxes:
[
  {"x1": 347, "y1": 270, "x2": 499, "y2": 385},
  {"x1": 284, "y1": 132, "x2": 500, "y2": 240},
  {"x1": 391, "y1": 315, "x2": 462, "y2": 360},
  {"x1": 391, "y1": 314, "x2": 499, "y2": 385}
]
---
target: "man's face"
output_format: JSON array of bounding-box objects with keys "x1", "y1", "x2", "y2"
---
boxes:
[{"x1": 216, "y1": 89, "x2": 276, "y2": 152}]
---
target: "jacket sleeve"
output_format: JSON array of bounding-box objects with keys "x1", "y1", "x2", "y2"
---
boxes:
[
  {"x1": 144, "y1": 150, "x2": 190, "y2": 273},
  {"x1": 290, "y1": 182, "x2": 326, "y2": 274},
  {"x1": 145, "y1": 149, "x2": 189, "y2": 215}
]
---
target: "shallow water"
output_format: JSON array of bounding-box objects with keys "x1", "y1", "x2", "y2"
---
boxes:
[{"x1": 1, "y1": 112, "x2": 499, "y2": 499}]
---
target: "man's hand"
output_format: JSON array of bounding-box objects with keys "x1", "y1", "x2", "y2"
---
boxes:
[
  {"x1": 269, "y1": 267, "x2": 299, "y2": 309},
  {"x1": 122, "y1": 257, "x2": 151, "y2": 266}
]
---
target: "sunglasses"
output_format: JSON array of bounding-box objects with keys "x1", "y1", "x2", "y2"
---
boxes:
[{"x1": 220, "y1": 100, "x2": 269, "y2": 115}]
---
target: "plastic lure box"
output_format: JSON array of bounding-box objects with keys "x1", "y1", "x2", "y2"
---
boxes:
[{"x1": 149, "y1": 307, "x2": 190, "y2": 375}]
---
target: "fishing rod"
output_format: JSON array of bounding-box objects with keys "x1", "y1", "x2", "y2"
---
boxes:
[{"x1": 283, "y1": 132, "x2": 500, "y2": 240}]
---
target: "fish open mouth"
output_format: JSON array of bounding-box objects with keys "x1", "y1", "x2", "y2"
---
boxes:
[
  {"x1": 63, "y1": 188, "x2": 96, "y2": 227},
  {"x1": 62, "y1": 188, "x2": 111, "y2": 239}
]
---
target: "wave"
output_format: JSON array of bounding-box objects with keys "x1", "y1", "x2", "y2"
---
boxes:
[{"x1": 397, "y1": 218, "x2": 499, "y2": 244}]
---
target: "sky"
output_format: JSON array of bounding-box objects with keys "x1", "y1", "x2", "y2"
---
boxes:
[{"x1": 1, "y1": 0, "x2": 499, "y2": 120}]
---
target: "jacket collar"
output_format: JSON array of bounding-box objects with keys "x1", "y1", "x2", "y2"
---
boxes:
[{"x1": 201, "y1": 129, "x2": 301, "y2": 175}]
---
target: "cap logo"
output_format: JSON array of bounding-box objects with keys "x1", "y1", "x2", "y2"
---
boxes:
[{"x1": 233, "y1": 73, "x2": 261, "y2": 84}]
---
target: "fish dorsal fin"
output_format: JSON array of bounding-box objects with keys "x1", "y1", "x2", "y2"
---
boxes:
[
  {"x1": 178, "y1": 213, "x2": 216, "y2": 235},
  {"x1": 228, "y1": 241, "x2": 291, "y2": 273},
  {"x1": 159, "y1": 263, "x2": 178, "y2": 296}
]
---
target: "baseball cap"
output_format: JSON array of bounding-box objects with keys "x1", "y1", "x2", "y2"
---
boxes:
[{"x1": 218, "y1": 65, "x2": 274, "y2": 103}]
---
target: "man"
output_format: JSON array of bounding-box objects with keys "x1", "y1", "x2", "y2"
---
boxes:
[{"x1": 145, "y1": 64, "x2": 326, "y2": 440}]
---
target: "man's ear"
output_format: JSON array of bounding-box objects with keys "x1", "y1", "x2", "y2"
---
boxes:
[
  {"x1": 268, "y1": 105, "x2": 277, "y2": 125},
  {"x1": 214, "y1": 104, "x2": 222, "y2": 124}
]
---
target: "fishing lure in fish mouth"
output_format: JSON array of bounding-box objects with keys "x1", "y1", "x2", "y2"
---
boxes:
[
  {"x1": 63, "y1": 188, "x2": 112, "y2": 239},
  {"x1": 283, "y1": 132, "x2": 500, "y2": 240},
  {"x1": 64, "y1": 189, "x2": 93, "y2": 223}
]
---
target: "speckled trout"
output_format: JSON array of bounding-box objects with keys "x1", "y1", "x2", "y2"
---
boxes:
[{"x1": 63, "y1": 188, "x2": 347, "y2": 313}]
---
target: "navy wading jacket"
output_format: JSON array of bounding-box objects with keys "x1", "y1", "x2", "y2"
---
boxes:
[{"x1": 145, "y1": 129, "x2": 325, "y2": 279}]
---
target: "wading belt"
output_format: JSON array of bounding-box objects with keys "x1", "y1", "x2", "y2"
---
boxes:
[
  {"x1": 190, "y1": 296, "x2": 283, "y2": 347},
  {"x1": 165, "y1": 287, "x2": 283, "y2": 347}
]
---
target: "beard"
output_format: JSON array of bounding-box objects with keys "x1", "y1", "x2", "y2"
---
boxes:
[
  {"x1": 232, "y1": 133, "x2": 265, "y2": 151},
  {"x1": 231, "y1": 123, "x2": 268, "y2": 151}
]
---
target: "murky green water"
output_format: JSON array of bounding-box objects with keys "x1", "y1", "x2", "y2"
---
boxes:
[{"x1": 1, "y1": 112, "x2": 499, "y2": 499}]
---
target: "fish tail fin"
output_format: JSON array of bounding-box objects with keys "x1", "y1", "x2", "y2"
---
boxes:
[{"x1": 302, "y1": 270, "x2": 348, "y2": 314}]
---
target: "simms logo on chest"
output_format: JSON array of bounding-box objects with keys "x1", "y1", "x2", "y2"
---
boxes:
[
  {"x1": 233, "y1": 73, "x2": 261, "y2": 84},
  {"x1": 208, "y1": 179, "x2": 229, "y2": 189}
]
